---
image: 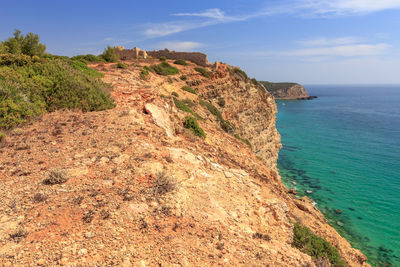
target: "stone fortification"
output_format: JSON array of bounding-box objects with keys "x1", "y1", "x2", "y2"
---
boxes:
[{"x1": 115, "y1": 47, "x2": 208, "y2": 66}]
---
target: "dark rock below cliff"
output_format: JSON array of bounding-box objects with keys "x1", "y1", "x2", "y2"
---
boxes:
[{"x1": 259, "y1": 81, "x2": 317, "y2": 100}]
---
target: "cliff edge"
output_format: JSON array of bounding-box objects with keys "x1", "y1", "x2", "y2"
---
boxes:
[
  {"x1": 0, "y1": 57, "x2": 367, "y2": 266},
  {"x1": 260, "y1": 81, "x2": 317, "y2": 100}
]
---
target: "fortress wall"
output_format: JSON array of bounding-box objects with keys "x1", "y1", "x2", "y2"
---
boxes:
[{"x1": 115, "y1": 48, "x2": 209, "y2": 66}]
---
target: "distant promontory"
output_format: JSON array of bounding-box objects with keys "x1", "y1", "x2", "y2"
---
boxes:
[{"x1": 259, "y1": 81, "x2": 317, "y2": 100}]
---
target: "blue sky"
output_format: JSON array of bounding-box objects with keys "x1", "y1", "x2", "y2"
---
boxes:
[{"x1": 1, "y1": 0, "x2": 400, "y2": 84}]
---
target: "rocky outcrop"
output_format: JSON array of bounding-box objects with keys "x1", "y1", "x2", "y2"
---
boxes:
[
  {"x1": 0, "y1": 58, "x2": 368, "y2": 266},
  {"x1": 260, "y1": 81, "x2": 316, "y2": 100}
]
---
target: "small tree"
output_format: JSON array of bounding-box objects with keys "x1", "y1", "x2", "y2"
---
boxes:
[
  {"x1": 0, "y1": 29, "x2": 46, "y2": 57},
  {"x1": 101, "y1": 46, "x2": 119, "y2": 62}
]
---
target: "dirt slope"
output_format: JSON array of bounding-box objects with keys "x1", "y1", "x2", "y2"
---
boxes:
[{"x1": 0, "y1": 59, "x2": 368, "y2": 266}]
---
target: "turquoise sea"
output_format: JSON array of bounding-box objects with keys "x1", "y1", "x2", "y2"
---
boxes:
[{"x1": 276, "y1": 85, "x2": 400, "y2": 266}]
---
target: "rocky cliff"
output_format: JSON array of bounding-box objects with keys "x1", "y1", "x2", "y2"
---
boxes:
[
  {"x1": 260, "y1": 81, "x2": 316, "y2": 100},
  {"x1": 0, "y1": 58, "x2": 367, "y2": 266}
]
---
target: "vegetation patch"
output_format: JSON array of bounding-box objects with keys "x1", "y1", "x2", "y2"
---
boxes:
[
  {"x1": 150, "y1": 62, "x2": 179, "y2": 76},
  {"x1": 180, "y1": 75, "x2": 187, "y2": 81},
  {"x1": 71, "y1": 54, "x2": 105, "y2": 63},
  {"x1": 183, "y1": 116, "x2": 206, "y2": 138},
  {"x1": 173, "y1": 98, "x2": 202, "y2": 120},
  {"x1": 43, "y1": 169, "x2": 68, "y2": 185},
  {"x1": 0, "y1": 132, "x2": 5, "y2": 141},
  {"x1": 0, "y1": 29, "x2": 46, "y2": 57},
  {"x1": 234, "y1": 134, "x2": 251, "y2": 148},
  {"x1": 100, "y1": 46, "x2": 119, "y2": 62},
  {"x1": 292, "y1": 223, "x2": 347, "y2": 267},
  {"x1": 233, "y1": 68, "x2": 248, "y2": 79},
  {"x1": 181, "y1": 85, "x2": 197, "y2": 94},
  {"x1": 174, "y1": 59, "x2": 188, "y2": 66},
  {"x1": 159, "y1": 56, "x2": 166, "y2": 61},
  {"x1": 71, "y1": 60, "x2": 104, "y2": 77},
  {"x1": 153, "y1": 172, "x2": 176, "y2": 197},
  {"x1": 199, "y1": 100, "x2": 234, "y2": 133},
  {"x1": 0, "y1": 54, "x2": 114, "y2": 130},
  {"x1": 117, "y1": 62, "x2": 128, "y2": 69},
  {"x1": 140, "y1": 68, "x2": 149, "y2": 80},
  {"x1": 171, "y1": 92, "x2": 179, "y2": 97},
  {"x1": 194, "y1": 67, "x2": 211, "y2": 78},
  {"x1": 217, "y1": 97, "x2": 226, "y2": 107}
]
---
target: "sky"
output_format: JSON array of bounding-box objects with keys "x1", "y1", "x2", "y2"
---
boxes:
[{"x1": 1, "y1": 0, "x2": 400, "y2": 84}]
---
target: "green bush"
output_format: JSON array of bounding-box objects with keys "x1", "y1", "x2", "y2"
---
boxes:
[
  {"x1": 180, "y1": 75, "x2": 187, "y2": 81},
  {"x1": 150, "y1": 62, "x2": 179, "y2": 76},
  {"x1": 234, "y1": 134, "x2": 251, "y2": 147},
  {"x1": 292, "y1": 223, "x2": 347, "y2": 267},
  {"x1": 0, "y1": 57, "x2": 115, "y2": 130},
  {"x1": 71, "y1": 60, "x2": 103, "y2": 77},
  {"x1": 233, "y1": 68, "x2": 248, "y2": 79},
  {"x1": 181, "y1": 85, "x2": 196, "y2": 94},
  {"x1": 200, "y1": 100, "x2": 234, "y2": 133},
  {"x1": 117, "y1": 62, "x2": 128, "y2": 69},
  {"x1": 251, "y1": 78, "x2": 258, "y2": 86},
  {"x1": 173, "y1": 97, "x2": 202, "y2": 120},
  {"x1": 0, "y1": 132, "x2": 5, "y2": 141},
  {"x1": 0, "y1": 54, "x2": 40, "y2": 66},
  {"x1": 71, "y1": 54, "x2": 105, "y2": 63},
  {"x1": 140, "y1": 68, "x2": 149, "y2": 80},
  {"x1": 183, "y1": 116, "x2": 205, "y2": 138},
  {"x1": 171, "y1": 92, "x2": 179, "y2": 97},
  {"x1": 217, "y1": 97, "x2": 226, "y2": 107},
  {"x1": 181, "y1": 98, "x2": 194, "y2": 107},
  {"x1": 194, "y1": 67, "x2": 210, "y2": 78},
  {"x1": 174, "y1": 59, "x2": 188, "y2": 66},
  {"x1": 159, "y1": 56, "x2": 167, "y2": 61},
  {"x1": 100, "y1": 46, "x2": 119, "y2": 62},
  {"x1": 0, "y1": 29, "x2": 46, "y2": 57}
]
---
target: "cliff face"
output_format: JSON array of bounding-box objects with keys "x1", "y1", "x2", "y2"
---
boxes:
[
  {"x1": 0, "y1": 58, "x2": 368, "y2": 266},
  {"x1": 260, "y1": 81, "x2": 312, "y2": 99}
]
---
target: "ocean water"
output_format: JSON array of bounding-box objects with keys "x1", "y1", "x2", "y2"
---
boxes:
[{"x1": 275, "y1": 85, "x2": 400, "y2": 266}]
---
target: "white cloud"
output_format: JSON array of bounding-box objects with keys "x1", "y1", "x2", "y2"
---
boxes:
[
  {"x1": 155, "y1": 41, "x2": 203, "y2": 51},
  {"x1": 298, "y1": 37, "x2": 360, "y2": 46},
  {"x1": 141, "y1": 1, "x2": 400, "y2": 38},
  {"x1": 301, "y1": 0, "x2": 400, "y2": 16},
  {"x1": 173, "y1": 8, "x2": 237, "y2": 21}
]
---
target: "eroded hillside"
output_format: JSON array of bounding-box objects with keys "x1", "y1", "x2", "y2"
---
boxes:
[{"x1": 0, "y1": 58, "x2": 368, "y2": 266}]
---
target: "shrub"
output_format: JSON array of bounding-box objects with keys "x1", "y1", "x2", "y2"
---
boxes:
[
  {"x1": 159, "y1": 56, "x2": 167, "y2": 61},
  {"x1": 71, "y1": 54, "x2": 105, "y2": 63},
  {"x1": 140, "y1": 68, "x2": 149, "y2": 80},
  {"x1": 174, "y1": 59, "x2": 188, "y2": 66},
  {"x1": 180, "y1": 75, "x2": 187, "y2": 81},
  {"x1": 200, "y1": 100, "x2": 223, "y2": 121},
  {"x1": 71, "y1": 60, "x2": 103, "y2": 77},
  {"x1": 117, "y1": 62, "x2": 128, "y2": 69},
  {"x1": 217, "y1": 97, "x2": 226, "y2": 107},
  {"x1": 100, "y1": 46, "x2": 119, "y2": 62},
  {"x1": 150, "y1": 62, "x2": 179, "y2": 76},
  {"x1": 251, "y1": 78, "x2": 258, "y2": 86},
  {"x1": 43, "y1": 169, "x2": 68, "y2": 185},
  {"x1": 194, "y1": 67, "x2": 211, "y2": 78},
  {"x1": 200, "y1": 100, "x2": 235, "y2": 133},
  {"x1": 183, "y1": 116, "x2": 205, "y2": 138},
  {"x1": 0, "y1": 132, "x2": 5, "y2": 141},
  {"x1": 0, "y1": 29, "x2": 46, "y2": 57},
  {"x1": 0, "y1": 58, "x2": 115, "y2": 130},
  {"x1": 181, "y1": 85, "x2": 196, "y2": 94},
  {"x1": 181, "y1": 98, "x2": 194, "y2": 107},
  {"x1": 292, "y1": 223, "x2": 347, "y2": 267},
  {"x1": 234, "y1": 134, "x2": 251, "y2": 147},
  {"x1": 153, "y1": 172, "x2": 176, "y2": 197},
  {"x1": 233, "y1": 68, "x2": 248, "y2": 79},
  {"x1": 173, "y1": 98, "x2": 202, "y2": 119},
  {"x1": 171, "y1": 92, "x2": 179, "y2": 97}
]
